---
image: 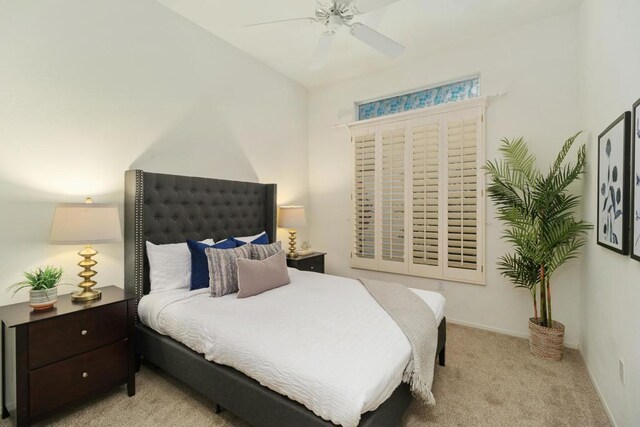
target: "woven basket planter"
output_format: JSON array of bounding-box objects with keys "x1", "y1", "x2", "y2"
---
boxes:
[{"x1": 528, "y1": 318, "x2": 565, "y2": 360}]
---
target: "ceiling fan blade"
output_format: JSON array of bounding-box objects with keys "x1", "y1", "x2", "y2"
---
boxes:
[
  {"x1": 351, "y1": 0, "x2": 401, "y2": 14},
  {"x1": 350, "y1": 23, "x2": 404, "y2": 57},
  {"x1": 309, "y1": 31, "x2": 335, "y2": 70},
  {"x1": 244, "y1": 17, "x2": 317, "y2": 29}
]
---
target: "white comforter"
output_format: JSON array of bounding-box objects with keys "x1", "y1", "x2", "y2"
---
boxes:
[{"x1": 139, "y1": 268, "x2": 445, "y2": 427}]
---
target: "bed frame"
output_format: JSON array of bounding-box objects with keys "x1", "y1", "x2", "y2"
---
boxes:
[{"x1": 124, "y1": 169, "x2": 446, "y2": 427}]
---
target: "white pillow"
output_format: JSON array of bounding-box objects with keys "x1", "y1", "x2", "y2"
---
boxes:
[
  {"x1": 234, "y1": 231, "x2": 267, "y2": 244},
  {"x1": 146, "y1": 239, "x2": 214, "y2": 293}
]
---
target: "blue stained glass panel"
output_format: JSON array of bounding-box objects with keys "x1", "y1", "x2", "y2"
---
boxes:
[{"x1": 357, "y1": 77, "x2": 480, "y2": 121}]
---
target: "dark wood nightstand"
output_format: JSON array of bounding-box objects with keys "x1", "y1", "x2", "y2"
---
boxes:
[
  {"x1": 286, "y1": 252, "x2": 326, "y2": 273},
  {"x1": 0, "y1": 286, "x2": 135, "y2": 426}
]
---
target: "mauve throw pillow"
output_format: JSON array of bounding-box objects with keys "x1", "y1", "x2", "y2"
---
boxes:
[
  {"x1": 205, "y1": 244, "x2": 252, "y2": 297},
  {"x1": 236, "y1": 251, "x2": 290, "y2": 298},
  {"x1": 251, "y1": 241, "x2": 282, "y2": 260}
]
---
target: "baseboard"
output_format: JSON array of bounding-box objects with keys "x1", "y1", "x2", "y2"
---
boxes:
[
  {"x1": 446, "y1": 317, "x2": 579, "y2": 349},
  {"x1": 578, "y1": 345, "x2": 617, "y2": 427}
]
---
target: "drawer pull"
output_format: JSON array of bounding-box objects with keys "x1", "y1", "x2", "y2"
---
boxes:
[
  {"x1": 81, "y1": 330, "x2": 88, "y2": 336},
  {"x1": 310, "y1": 266, "x2": 315, "y2": 270},
  {"x1": 82, "y1": 372, "x2": 88, "y2": 378}
]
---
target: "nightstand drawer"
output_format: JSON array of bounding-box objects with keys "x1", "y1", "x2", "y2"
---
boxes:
[
  {"x1": 29, "y1": 340, "x2": 128, "y2": 417},
  {"x1": 286, "y1": 253, "x2": 326, "y2": 273},
  {"x1": 304, "y1": 257, "x2": 324, "y2": 273},
  {"x1": 28, "y1": 302, "x2": 127, "y2": 369}
]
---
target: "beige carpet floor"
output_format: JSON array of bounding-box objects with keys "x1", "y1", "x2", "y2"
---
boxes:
[{"x1": 8, "y1": 324, "x2": 609, "y2": 427}]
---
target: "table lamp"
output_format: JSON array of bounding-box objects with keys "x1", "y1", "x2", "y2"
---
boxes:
[
  {"x1": 49, "y1": 197, "x2": 122, "y2": 301},
  {"x1": 278, "y1": 205, "x2": 306, "y2": 258}
]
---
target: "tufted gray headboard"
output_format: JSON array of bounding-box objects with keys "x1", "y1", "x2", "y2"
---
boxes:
[{"x1": 124, "y1": 170, "x2": 277, "y2": 314}]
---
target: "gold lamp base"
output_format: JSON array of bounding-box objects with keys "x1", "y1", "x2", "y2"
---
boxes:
[
  {"x1": 72, "y1": 245, "x2": 102, "y2": 302},
  {"x1": 72, "y1": 288, "x2": 102, "y2": 302},
  {"x1": 287, "y1": 229, "x2": 298, "y2": 258}
]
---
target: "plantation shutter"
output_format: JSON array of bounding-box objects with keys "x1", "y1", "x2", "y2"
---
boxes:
[
  {"x1": 444, "y1": 109, "x2": 483, "y2": 282},
  {"x1": 350, "y1": 97, "x2": 485, "y2": 285},
  {"x1": 379, "y1": 125, "x2": 406, "y2": 272},
  {"x1": 409, "y1": 119, "x2": 441, "y2": 277},
  {"x1": 352, "y1": 130, "x2": 377, "y2": 269}
]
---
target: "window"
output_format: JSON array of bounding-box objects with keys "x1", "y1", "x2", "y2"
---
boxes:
[
  {"x1": 350, "y1": 97, "x2": 485, "y2": 285},
  {"x1": 357, "y1": 77, "x2": 479, "y2": 120}
]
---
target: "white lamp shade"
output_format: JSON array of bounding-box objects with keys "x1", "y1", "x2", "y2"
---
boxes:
[
  {"x1": 278, "y1": 205, "x2": 306, "y2": 229},
  {"x1": 50, "y1": 203, "x2": 122, "y2": 244}
]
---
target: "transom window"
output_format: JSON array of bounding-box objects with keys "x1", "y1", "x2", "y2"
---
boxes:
[{"x1": 357, "y1": 77, "x2": 480, "y2": 121}]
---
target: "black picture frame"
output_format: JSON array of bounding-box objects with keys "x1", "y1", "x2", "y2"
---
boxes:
[
  {"x1": 631, "y1": 99, "x2": 640, "y2": 261},
  {"x1": 597, "y1": 112, "x2": 631, "y2": 255}
]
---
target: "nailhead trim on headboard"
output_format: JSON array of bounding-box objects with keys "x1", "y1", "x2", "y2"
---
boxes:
[{"x1": 133, "y1": 170, "x2": 144, "y2": 318}]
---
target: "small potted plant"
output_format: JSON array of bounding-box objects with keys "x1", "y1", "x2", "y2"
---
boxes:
[
  {"x1": 485, "y1": 133, "x2": 592, "y2": 360},
  {"x1": 9, "y1": 266, "x2": 69, "y2": 310}
]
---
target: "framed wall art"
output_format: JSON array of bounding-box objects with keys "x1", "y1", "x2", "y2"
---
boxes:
[
  {"x1": 631, "y1": 99, "x2": 640, "y2": 261},
  {"x1": 597, "y1": 112, "x2": 631, "y2": 254}
]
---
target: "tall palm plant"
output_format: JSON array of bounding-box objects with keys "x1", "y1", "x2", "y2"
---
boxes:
[{"x1": 485, "y1": 132, "x2": 592, "y2": 328}]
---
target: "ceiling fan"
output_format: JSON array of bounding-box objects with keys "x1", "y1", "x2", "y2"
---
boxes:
[{"x1": 245, "y1": 0, "x2": 404, "y2": 70}]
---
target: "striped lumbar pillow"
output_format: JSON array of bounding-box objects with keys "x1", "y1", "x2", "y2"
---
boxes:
[
  {"x1": 205, "y1": 244, "x2": 252, "y2": 297},
  {"x1": 251, "y1": 241, "x2": 282, "y2": 260}
]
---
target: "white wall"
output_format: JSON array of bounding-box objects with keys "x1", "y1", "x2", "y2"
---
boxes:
[
  {"x1": 578, "y1": 0, "x2": 640, "y2": 425},
  {"x1": 308, "y1": 11, "x2": 583, "y2": 346},
  {"x1": 0, "y1": 0, "x2": 309, "y2": 306}
]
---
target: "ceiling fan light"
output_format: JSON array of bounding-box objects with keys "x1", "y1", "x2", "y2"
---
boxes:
[{"x1": 327, "y1": 14, "x2": 343, "y2": 31}]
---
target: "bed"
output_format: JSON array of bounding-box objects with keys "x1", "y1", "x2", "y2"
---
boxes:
[{"x1": 124, "y1": 170, "x2": 446, "y2": 427}]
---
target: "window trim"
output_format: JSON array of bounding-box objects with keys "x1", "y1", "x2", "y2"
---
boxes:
[{"x1": 348, "y1": 97, "x2": 487, "y2": 286}]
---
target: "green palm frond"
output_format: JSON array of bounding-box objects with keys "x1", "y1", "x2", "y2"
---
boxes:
[
  {"x1": 542, "y1": 219, "x2": 591, "y2": 274},
  {"x1": 497, "y1": 253, "x2": 538, "y2": 290},
  {"x1": 485, "y1": 161, "x2": 527, "y2": 207},
  {"x1": 499, "y1": 137, "x2": 539, "y2": 187},
  {"x1": 551, "y1": 131, "x2": 583, "y2": 174},
  {"x1": 543, "y1": 193, "x2": 581, "y2": 224}
]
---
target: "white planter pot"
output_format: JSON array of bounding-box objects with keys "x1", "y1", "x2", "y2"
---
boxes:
[{"x1": 29, "y1": 288, "x2": 58, "y2": 311}]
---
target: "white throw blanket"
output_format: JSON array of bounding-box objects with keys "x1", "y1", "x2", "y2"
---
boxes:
[{"x1": 359, "y1": 278, "x2": 438, "y2": 405}]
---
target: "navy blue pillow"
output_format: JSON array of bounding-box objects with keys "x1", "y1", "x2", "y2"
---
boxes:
[
  {"x1": 187, "y1": 239, "x2": 237, "y2": 290},
  {"x1": 232, "y1": 232, "x2": 269, "y2": 246}
]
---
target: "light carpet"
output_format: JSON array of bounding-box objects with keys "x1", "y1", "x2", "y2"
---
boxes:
[{"x1": 11, "y1": 324, "x2": 608, "y2": 426}]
